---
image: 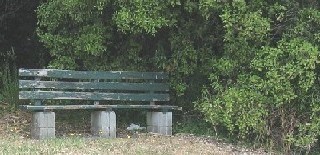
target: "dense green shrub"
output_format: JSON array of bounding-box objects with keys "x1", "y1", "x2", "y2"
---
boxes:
[
  {"x1": 36, "y1": 0, "x2": 320, "y2": 152},
  {"x1": 196, "y1": 1, "x2": 320, "y2": 152},
  {"x1": 197, "y1": 38, "x2": 320, "y2": 150}
]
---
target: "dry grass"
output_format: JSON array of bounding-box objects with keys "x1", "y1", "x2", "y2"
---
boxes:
[
  {"x1": 0, "y1": 133, "x2": 271, "y2": 155},
  {"x1": 0, "y1": 111, "x2": 270, "y2": 155},
  {"x1": 0, "y1": 134, "x2": 216, "y2": 154}
]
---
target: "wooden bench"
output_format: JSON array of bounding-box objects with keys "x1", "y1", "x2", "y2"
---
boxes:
[{"x1": 19, "y1": 69, "x2": 181, "y2": 139}]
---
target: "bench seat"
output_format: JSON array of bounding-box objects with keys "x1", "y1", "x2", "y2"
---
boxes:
[{"x1": 20, "y1": 104, "x2": 182, "y2": 111}]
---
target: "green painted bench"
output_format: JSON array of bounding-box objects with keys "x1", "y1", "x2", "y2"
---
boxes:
[{"x1": 19, "y1": 69, "x2": 181, "y2": 139}]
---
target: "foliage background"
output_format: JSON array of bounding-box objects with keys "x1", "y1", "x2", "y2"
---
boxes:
[{"x1": 1, "y1": 0, "x2": 320, "y2": 153}]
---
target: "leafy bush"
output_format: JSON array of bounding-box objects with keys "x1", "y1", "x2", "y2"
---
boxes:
[
  {"x1": 196, "y1": 2, "x2": 320, "y2": 152},
  {"x1": 36, "y1": 0, "x2": 320, "y2": 152},
  {"x1": 174, "y1": 116, "x2": 216, "y2": 136}
]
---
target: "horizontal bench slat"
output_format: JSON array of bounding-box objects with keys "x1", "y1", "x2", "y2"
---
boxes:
[
  {"x1": 19, "y1": 91, "x2": 169, "y2": 101},
  {"x1": 19, "y1": 105, "x2": 182, "y2": 111},
  {"x1": 19, "y1": 80, "x2": 169, "y2": 91},
  {"x1": 19, "y1": 69, "x2": 168, "y2": 80}
]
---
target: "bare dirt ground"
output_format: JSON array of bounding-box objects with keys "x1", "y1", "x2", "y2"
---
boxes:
[{"x1": 0, "y1": 111, "x2": 272, "y2": 155}]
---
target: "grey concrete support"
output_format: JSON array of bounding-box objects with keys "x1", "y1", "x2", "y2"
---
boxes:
[
  {"x1": 31, "y1": 112, "x2": 55, "y2": 139},
  {"x1": 146, "y1": 112, "x2": 172, "y2": 135},
  {"x1": 91, "y1": 111, "x2": 116, "y2": 138}
]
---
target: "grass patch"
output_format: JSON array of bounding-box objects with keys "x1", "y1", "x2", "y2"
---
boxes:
[
  {"x1": 0, "y1": 135, "x2": 110, "y2": 154},
  {"x1": 0, "y1": 133, "x2": 238, "y2": 155},
  {"x1": 0, "y1": 111, "x2": 272, "y2": 154}
]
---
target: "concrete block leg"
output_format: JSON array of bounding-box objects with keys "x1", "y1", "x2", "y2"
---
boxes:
[
  {"x1": 147, "y1": 112, "x2": 172, "y2": 135},
  {"x1": 91, "y1": 111, "x2": 116, "y2": 138},
  {"x1": 31, "y1": 112, "x2": 55, "y2": 139}
]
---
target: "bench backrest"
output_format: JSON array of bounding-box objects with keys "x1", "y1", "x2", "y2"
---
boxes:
[{"x1": 19, "y1": 69, "x2": 169, "y2": 102}]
